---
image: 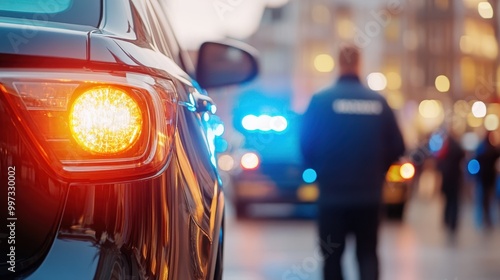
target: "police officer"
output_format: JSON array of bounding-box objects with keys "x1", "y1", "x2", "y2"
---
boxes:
[{"x1": 300, "y1": 45, "x2": 405, "y2": 280}]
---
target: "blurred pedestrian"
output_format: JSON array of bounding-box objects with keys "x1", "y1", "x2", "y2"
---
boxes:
[
  {"x1": 434, "y1": 132, "x2": 465, "y2": 234},
  {"x1": 475, "y1": 132, "x2": 500, "y2": 228},
  {"x1": 300, "y1": 45, "x2": 405, "y2": 280}
]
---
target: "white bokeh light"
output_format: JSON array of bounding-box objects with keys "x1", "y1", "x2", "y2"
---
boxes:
[
  {"x1": 471, "y1": 101, "x2": 487, "y2": 118},
  {"x1": 242, "y1": 115, "x2": 259, "y2": 131},
  {"x1": 484, "y1": 114, "x2": 499, "y2": 131},
  {"x1": 367, "y1": 72, "x2": 387, "y2": 91},
  {"x1": 461, "y1": 132, "x2": 480, "y2": 151},
  {"x1": 270, "y1": 116, "x2": 288, "y2": 132}
]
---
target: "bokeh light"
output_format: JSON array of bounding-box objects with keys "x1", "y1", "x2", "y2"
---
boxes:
[
  {"x1": 471, "y1": 101, "x2": 487, "y2": 118},
  {"x1": 367, "y1": 72, "x2": 388, "y2": 91},
  {"x1": 314, "y1": 54, "x2": 335, "y2": 73},
  {"x1": 242, "y1": 115, "x2": 259, "y2": 131},
  {"x1": 461, "y1": 132, "x2": 480, "y2": 151},
  {"x1": 258, "y1": 115, "x2": 273, "y2": 131},
  {"x1": 241, "y1": 152, "x2": 260, "y2": 170},
  {"x1": 468, "y1": 159, "x2": 480, "y2": 175},
  {"x1": 429, "y1": 133, "x2": 444, "y2": 153},
  {"x1": 435, "y1": 75, "x2": 450, "y2": 93},
  {"x1": 478, "y1": 1, "x2": 494, "y2": 19},
  {"x1": 270, "y1": 116, "x2": 288, "y2": 132},
  {"x1": 400, "y1": 163, "x2": 416, "y2": 179},
  {"x1": 484, "y1": 114, "x2": 499, "y2": 131},
  {"x1": 218, "y1": 154, "x2": 235, "y2": 171},
  {"x1": 242, "y1": 115, "x2": 288, "y2": 132},
  {"x1": 302, "y1": 168, "x2": 317, "y2": 184},
  {"x1": 419, "y1": 100, "x2": 443, "y2": 119}
]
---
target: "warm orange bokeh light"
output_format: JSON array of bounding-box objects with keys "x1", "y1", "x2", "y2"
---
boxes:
[{"x1": 400, "y1": 163, "x2": 416, "y2": 180}]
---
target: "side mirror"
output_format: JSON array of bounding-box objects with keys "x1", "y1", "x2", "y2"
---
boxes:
[{"x1": 196, "y1": 40, "x2": 259, "y2": 89}]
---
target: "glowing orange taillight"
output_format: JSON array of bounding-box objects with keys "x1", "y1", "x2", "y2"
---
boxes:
[
  {"x1": 69, "y1": 87, "x2": 143, "y2": 155},
  {"x1": 386, "y1": 163, "x2": 415, "y2": 182},
  {"x1": 0, "y1": 71, "x2": 177, "y2": 181}
]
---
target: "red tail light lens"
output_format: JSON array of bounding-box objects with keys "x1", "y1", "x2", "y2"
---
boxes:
[{"x1": 0, "y1": 70, "x2": 177, "y2": 181}]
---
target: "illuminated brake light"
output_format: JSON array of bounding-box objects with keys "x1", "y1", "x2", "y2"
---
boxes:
[
  {"x1": 69, "y1": 87, "x2": 143, "y2": 155},
  {"x1": 0, "y1": 71, "x2": 177, "y2": 181},
  {"x1": 241, "y1": 152, "x2": 259, "y2": 170},
  {"x1": 399, "y1": 163, "x2": 415, "y2": 179}
]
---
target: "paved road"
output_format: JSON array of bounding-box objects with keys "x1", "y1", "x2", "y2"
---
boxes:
[{"x1": 223, "y1": 197, "x2": 500, "y2": 280}]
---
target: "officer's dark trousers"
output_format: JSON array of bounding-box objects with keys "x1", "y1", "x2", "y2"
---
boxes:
[
  {"x1": 318, "y1": 204, "x2": 380, "y2": 280},
  {"x1": 443, "y1": 189, "x2": 459, "y2": 232}
]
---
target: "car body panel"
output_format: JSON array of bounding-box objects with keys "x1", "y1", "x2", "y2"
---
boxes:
[{"x1": 0, "y1": 20, "x2": 91, "y2": 60}]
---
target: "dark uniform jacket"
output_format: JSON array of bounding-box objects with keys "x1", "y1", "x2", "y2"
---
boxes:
[{"x1": 300, "y1": 75, "x2": 405, "y2": 206}]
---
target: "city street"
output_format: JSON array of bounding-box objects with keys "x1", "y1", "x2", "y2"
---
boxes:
[{"x1": 223, "y1": 197, "x2": 500, "y2": 280}]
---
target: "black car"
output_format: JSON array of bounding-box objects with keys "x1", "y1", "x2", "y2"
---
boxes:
[{"x1": 0, "y1": 0, "x2": 257, "y2": 279}]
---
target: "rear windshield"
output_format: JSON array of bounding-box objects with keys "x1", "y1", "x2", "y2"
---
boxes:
[{"x1": 0, "y1": 0, "x2": 101, "y2": 27}]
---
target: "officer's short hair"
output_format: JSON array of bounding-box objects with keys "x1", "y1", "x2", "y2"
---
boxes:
[{"x1": 339, "y1": 45, "x2": 360, "y2": 69}]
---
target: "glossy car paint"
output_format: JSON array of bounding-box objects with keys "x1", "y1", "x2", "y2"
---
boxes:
[{"x1": 0, "y1": 0, "x2": 226, "y2": 279}]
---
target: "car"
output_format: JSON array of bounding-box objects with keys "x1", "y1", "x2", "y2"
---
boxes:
[
  {"x1": 226, "y1": 105, "x2": 414, "y2": 219},
  {"x1": 382, "y1": 161, "x2": 416, "y2": 220},
  {"x1": 0, "y1": 0, "x2": 258, "y2": 279},
  {"x1": 224, "y1": 108, "x2": 320, "y2": 218},
  {"x1": 231, "y1": 155, "x2": 415, "y2": 219}
]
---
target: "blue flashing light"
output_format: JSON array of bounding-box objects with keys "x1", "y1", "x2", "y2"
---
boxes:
[
  {"x1": 242, "y1": 115, "x2": 259, "y2": 131},
  {"x1": 468, "y1": 159, "x2": 480, "y2": 175},
  {"x1": 302, "y1": 168, "x2": 317, "y2": 184},
  {"x1": 271, "y1": 116, "x2": 288, "y2": 132},
  {"x1": 429, "y1": 133, "x2": 444, "y2": 153},
  {"x1": 242, "y1": 114, "x2": 288, "y2": 132}
]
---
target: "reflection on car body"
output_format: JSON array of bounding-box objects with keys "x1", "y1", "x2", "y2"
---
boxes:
[{"x1": 0, "y1": 0, "x2": 257, "y2": 279}]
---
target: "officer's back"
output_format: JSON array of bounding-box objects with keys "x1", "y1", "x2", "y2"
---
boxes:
[
  {"x1": 300, "y1": 48, "x2": 405, "y2": 207},
  {"x1": 300, "y1": 45, "x2": 405, "y2": 280}
]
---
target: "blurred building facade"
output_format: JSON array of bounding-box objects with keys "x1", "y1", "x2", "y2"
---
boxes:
[{"x1": 239, "y1": 0, "x2": 500, "y2": 148}]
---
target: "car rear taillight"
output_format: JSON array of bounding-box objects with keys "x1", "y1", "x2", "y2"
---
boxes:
[
  {"x1": 386, "y1": 162, "x2": 415, "y2": 182},
  {"x1": 68, "y1": 86, "x2": 143, "y2": 155},
  {"x1": 0, "y1": 70, "x2": 177, "y2": 181}
]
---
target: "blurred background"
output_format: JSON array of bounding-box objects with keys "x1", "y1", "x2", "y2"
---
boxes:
[{"x1": 166, "y1": 0, "x2": 500, "y2": 279}]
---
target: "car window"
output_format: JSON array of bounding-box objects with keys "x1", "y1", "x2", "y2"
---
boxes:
[{"x1": 0, "y1": 0, "x2": 102, "y2": 27}]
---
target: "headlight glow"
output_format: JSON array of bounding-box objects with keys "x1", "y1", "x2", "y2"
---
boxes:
[
  {"x1": 241, "y1": 152, "x2": 260, "y2": 170},
  {"x1": 69, "y1": 87, "x2": 143, "y2": 155}
]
